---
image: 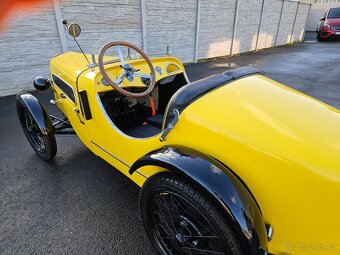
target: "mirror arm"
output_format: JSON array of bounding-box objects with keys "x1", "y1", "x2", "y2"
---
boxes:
[{"x1": 72, "y1": 37, "x2": 93, "y2": 71}]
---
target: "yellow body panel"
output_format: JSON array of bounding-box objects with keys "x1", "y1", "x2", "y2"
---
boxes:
[
  {"x1": 167, "y1": 75, "x2": 340, "y2": 255},
  {"x1": 50, "y1": 52, "x2": 340, "y2": 255},
  {"x1": 50, "y1": 52, "x2": 185, "y2": 187}
]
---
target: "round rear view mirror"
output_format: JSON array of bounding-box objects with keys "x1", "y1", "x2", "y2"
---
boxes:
[{"x1": 68, "y1": 23, "x2": 81, "y2": 38}]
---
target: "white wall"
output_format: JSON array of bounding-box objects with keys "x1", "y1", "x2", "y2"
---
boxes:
[
  {"x1": 0, "y1": 0, "x2": 312, "y2": 97},
  {"x1": 145, "y1": 0, "x2": 197, "y2": 63},
  {"x1": 257, "y1": 0, "x2": 284, "y2": 49},
  {"x1": 198, "y1": 0, "x2": 236, "y2": 59},
  {"x1": 62, "y1": 0, "x2": 143, "y2": 52},
  {"x1": 0, "y1": 2, "x2": 61, "y2": 97},
  {"x1": 293, "y1": 3, "x2": 311, "y2": 41},
  {"x1": 233, "y1": 0, "x2": 263, "y2": 54}
]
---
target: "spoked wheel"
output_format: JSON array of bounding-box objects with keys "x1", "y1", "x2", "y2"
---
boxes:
[
  {"x1": 17, "y1": 101, "x2": 57, "y2": 161},
  {"x1": 140, "y1": 173, "x2": 243, "y2": 255}
]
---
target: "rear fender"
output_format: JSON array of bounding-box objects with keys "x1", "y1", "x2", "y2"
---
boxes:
[
  {"x1": 129, "y1": 147, "x2": 268, "y2": 255},
  {"x1": 16, "y1": 93, "x2": 54, "y2": 135}
]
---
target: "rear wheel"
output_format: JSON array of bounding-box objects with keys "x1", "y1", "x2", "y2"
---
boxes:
[
  {"x1": 139, "y1": 173, "x2": 243, "y2": 255},
  {"x1": 17, "y1": 101, "x2": 57, "y2": 161}
]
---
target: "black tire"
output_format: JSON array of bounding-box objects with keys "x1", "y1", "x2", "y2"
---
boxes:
[
  {"x1": 17, "y1": 101, "x2": 57, "y2": 161},
  {"x1": 139, "y1": 173, "x2": 243, "y2": 255},
  {"x1": 317, "y1": 33, "x2": 325, "y2": 42}
]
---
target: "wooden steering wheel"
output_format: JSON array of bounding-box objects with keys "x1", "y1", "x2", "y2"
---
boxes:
[{"x1": 98, "y1": 41, "x2": 156, "y2": 98}]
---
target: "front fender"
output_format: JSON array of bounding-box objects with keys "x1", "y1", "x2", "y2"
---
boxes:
[
  {"x1": 16, "y1": 93, "x2": 54, "y2": 135},
  {"x1": 129, "y1": 147, "x2": 268, "y2": 255}
]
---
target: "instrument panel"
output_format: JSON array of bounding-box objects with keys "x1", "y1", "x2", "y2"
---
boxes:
[{"x1": 94, "y1": 56, "x2": 184, "y2": 93}]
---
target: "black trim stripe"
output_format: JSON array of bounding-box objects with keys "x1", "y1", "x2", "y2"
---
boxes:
[{"x1": 79, "y1": 90, "x2": 92, "y2": 120}]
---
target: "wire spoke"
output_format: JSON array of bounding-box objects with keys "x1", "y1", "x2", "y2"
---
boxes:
[
  {"x1": 181, "y1": 246, "x2": 225, "y2": 255},
  {"x1": 171, "y1": 195, "x2": 203, "y2": 223},
  {"x1": 154, "y1": 208, "x2": 175, "y2": 236},
  {"x1": 186, "y1": 235, "x2": 225, "y2": 255},
  {"x1": 173, "y1": 194, "x2": 217, "y2": 235},
  {"x1": 156, "y1": 223, "x2": 173, "y2": 237},
  {"x1": 114, "y1": 71, "x2": 126, "y2": 85},
  {"x1": 171, "y1": 195, "x2": 189, "y2": 213},
  {"x1": 181, "y1": 235, "x2": 219, "y2": 239},
  {"x1": 156, "y1": 199, "x2": 180, "y2": 215},
  {"x1": 152, "y1": 192, "x2": 228, "y2": 255},
  {"x1": 178, "y1": 246, "x2": 194, "y2": 255},
  {"x1": 159, "y1": 195, "x2": 178, "y2": 233}
]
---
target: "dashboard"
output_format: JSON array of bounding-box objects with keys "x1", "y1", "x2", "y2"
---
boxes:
[{"x1": 94, "y1": 56, "x2": 185, "y2": 93}]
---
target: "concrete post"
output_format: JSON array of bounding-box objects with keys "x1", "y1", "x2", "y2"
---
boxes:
[
  {"x1": 302, "y1": 3, "x2": 312, "y2": 41},
  {"x1": 194, "y1": 0, "x2": 202, "y2": 63},
  {"x1": 52, "y1": 0, "x2": 68, "y2": 53},
  {"x1": 255, "y1": 0, "x2": 266, "y2": 51},
  {"x1": 141, "y1": 0, "x2": 147, "y2": 53},
  {"x1": 230, "y1": 0, "x2": 240, "y2": 56},
  {"x1": 290, "y1": 2, "x2": 300, "y2": 43},
  {"x1": 275, "y1": 0, "x2": 285, "y2": 46}
]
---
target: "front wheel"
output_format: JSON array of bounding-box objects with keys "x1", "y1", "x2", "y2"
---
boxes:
[
  {"x1": 139, "y1": 173, "x2": 243, "y2": 255},
  {"x1": 317, "y1": 33, "x2": 325, "y2": 42},
  {"x1": 17, "y1": 100, "x2": 57, "y2": 161}
]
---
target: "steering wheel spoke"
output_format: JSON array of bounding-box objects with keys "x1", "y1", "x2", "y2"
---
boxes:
[
  {"x1": 133, "y1": 73, "x2": 152, "y2": 79},
  {"x1": 98, "y1": 41, "x2": 156, "y2": 98},
  {"x1": 117, "y1": 45, "x2": 125, "y2": 67},
  {"x1": 115, "y1": 71, "x2": 127, "y2": 86}
]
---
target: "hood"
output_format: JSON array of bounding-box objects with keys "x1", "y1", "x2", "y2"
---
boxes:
[
  {"x1": 171, "y1": 74, "x2": 340, "y2": 180},
  {"x1": 325, "y1": 18, "x2": 340, "y2": 26},
  {"x1": 50, "y1": 52, "x2": 90, "y2": 83}
]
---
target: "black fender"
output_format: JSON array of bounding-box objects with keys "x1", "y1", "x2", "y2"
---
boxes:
[
  {"x1": 129, "y1": 147, "x2": 268, "y2": 255},
  {"x1": 16, "y1": 93, "x2": 54, "y2": 135}
]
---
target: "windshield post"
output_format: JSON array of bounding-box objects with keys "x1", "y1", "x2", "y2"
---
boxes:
[{"x1": 90, "y1": 54, "x2": 97, "y2": 68}]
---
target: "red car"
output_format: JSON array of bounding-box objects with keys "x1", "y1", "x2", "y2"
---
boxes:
[{"x1": 318, "y1": 7, "x2": 340, "y2": 41}]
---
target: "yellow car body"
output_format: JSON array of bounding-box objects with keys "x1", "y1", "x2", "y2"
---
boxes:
[{"x1": 18, "y1": 47, "x2": 339, "y2": 255}]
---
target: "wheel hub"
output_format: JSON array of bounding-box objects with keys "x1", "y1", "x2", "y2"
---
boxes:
[
  {"x1": 151, "y1": 192, "x2": 228, "y2": 255},
  {"x1": 175, "y1": 233, "x2": 184, "y2": 243},
  {"x1": 23, "y1": 109, "x2": 45, "y2": 152},
  {"x1": 122, "y1": 63, "x2": 140, "y2": 82},
  {"x1": 174, "y1": 215, "x2": 201, "y2": 247}
]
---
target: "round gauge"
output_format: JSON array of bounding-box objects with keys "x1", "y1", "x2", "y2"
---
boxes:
[
  {"x1": 101, "y1": 78, "x2": 110, "y2": 86},
  {"x1": 155, "y1": 66, "x2": 162, "y2": 75}
]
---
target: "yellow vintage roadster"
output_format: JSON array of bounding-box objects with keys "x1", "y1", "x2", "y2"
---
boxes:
[{"x1": 16, "y1": 22, "x2": 340, "y2": 255}]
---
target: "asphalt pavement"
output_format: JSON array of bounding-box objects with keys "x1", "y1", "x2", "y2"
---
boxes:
[{"x1": 0, "y1": 32, "x2": 339, "y2": 255}]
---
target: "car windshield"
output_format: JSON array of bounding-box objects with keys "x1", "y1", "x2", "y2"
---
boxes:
[
  {"x1": 328, "y1": 8, "x2": 340, "y2": 19},
  {"x1": 91, "y1": 35, "x2": 171, "y2": 66}
]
